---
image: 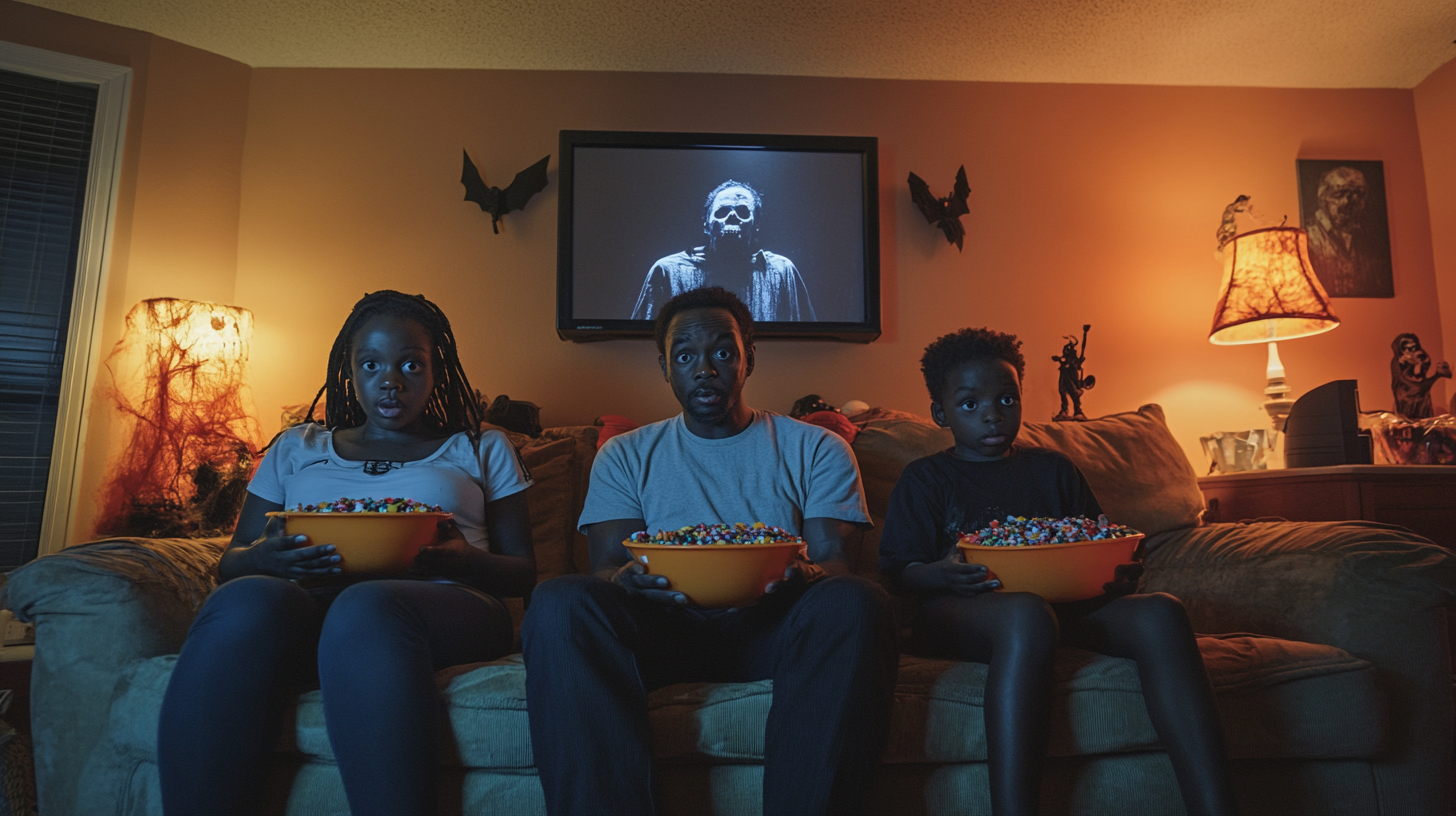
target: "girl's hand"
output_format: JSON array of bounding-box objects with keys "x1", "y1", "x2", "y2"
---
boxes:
[
  {"x1": 934, "y1": 548, "x2": 1001, "y2": 597},
  {"x1": 411, "y1": 518, "x2": 476, "y2": 578},
  {"x1": 242, "y1": 515, "x2": 342, "y2": 577}
]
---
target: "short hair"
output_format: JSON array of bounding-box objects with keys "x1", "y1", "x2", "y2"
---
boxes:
[
  {"x1": 306, "y1": 290, "x2": 482, "y2": 441},
  {"x1": 920, "y1": 327, "x2": 1026, "y2": 402},
  {"x1": 654, "y1": 286, "x2": 755, "y2": 354},
  {"x1": 702, "y1": 180, "x2": 763, "y2": 228}
]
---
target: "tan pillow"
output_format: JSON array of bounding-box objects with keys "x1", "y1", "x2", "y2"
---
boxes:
[
  {"x1": 850, "y1": 404, "x2": 1203, "y2": 561},
  {"x1": 1018, "y1": 404, "x2": 1204, "y2": 536}
]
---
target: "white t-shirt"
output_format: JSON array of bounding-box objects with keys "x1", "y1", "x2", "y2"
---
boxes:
[
  {"x1": 579, "y1": 410, "x2": 870, "y2": 535},
  {"x1": 248, "y1": 424, "x2": 532, "y2": 550}
]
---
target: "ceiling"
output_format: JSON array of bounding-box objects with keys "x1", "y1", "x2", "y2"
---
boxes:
[{"x1": 19, "y1": 0, "x2": 1456, "y2": 89}]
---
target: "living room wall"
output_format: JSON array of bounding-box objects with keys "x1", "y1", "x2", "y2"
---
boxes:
[
  {"x1": 4, "y1": 1, "x2": 1449, "y2": 542},
  {"x1": 1415, "y1": 56, "x2": 1456, "y2": 383},
  {"x1": 233, "y1": 69, "x2": 1441, "y2": 472},
  {"x1": 3, "y1": 1, "x2": 252, "y2": 543}
]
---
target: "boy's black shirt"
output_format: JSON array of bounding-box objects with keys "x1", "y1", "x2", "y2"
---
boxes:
[{"x1": 878, "y1": 445, "x2": 1102, "y2": 580}]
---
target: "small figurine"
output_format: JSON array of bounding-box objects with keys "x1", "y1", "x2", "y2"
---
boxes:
[
  {"x1": 1390, "y1": 333, "x2": 1451, "y2": 419},
  {"x1": 1052, "y1": 324, "x2": 1096, "y2": 421},
  {"x1": 1215, "y1": 194, "x2": 1252, "y2": 252}
]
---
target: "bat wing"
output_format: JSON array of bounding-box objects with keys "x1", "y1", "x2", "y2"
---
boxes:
[
  {"x1": 461, "y1": 150, "x2": 502, "y2": 212},
  {"x1": 504, "y1": 155, "x2": 551, "y2": 213},
  {"x1": 907, "y1": 172, "x2": 941, "y2": 224},
  {"x1": 946, "y1": 166, "x2": 971, "y2": 218}
]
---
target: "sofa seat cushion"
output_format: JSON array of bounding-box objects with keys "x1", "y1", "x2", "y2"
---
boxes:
[
  {"x1": 652, "y1": 635, "x2": 1380, "y2": 764},
  {"x1": 109, "y1": 635, "x2": 1378, "y2": 772}
]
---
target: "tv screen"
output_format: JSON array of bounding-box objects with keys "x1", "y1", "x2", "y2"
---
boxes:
[{"x1": 557, "y1": 130, "x2": 880, "y2": 342}]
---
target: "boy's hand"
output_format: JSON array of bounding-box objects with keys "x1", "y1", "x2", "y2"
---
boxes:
[{"x1": 930, "y1": 548, "x2": 1001, "y2": 596}]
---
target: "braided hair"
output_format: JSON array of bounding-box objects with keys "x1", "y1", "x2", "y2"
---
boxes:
[{"x1": 303, "y1": 290, "x2": 482, "y2": 442}]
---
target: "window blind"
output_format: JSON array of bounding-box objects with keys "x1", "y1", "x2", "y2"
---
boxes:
[{"x1": 0, "y1": 67, "x2": 98, "y2": 569}]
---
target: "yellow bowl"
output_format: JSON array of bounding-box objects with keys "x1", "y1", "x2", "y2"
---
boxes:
[
  {"x1": 266, "y1": 511, "x2": 451, "y2": 575},
  {"x1": 958, "y1": 534, "x2": 1143, "y2": 603},
  {"x1": 622, "y1": 541, "x2": 805, "y2": 608}
]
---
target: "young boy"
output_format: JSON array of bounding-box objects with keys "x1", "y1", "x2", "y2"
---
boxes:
[{"x1": 879, "y1": 328, "x2": 1238, "y2": 816}]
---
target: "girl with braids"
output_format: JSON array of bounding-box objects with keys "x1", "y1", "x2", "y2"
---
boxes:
[{"x1": 158, "y1": 290, "x2": 534, "y2": 816}]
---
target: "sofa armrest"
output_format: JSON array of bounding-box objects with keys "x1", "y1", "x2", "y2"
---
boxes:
[
  {"x1": 1143, "y1": 520, "x2": 1456, "y2": 815},
  {"x1": 0, "y1": 537, "x2": 225, "y2": 816}
]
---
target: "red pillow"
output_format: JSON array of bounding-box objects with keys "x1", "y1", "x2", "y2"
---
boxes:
[
  {"x1": 801, "y1": 410, "x2": 859, "y2": 445},
  {"x1": 595, "y1": 414, "x2": 639, "y2": 449}
]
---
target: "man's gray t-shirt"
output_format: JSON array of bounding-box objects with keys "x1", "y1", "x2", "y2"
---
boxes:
[{"x1": 578, "y1": 410, "x2": 870, "y2": 535}]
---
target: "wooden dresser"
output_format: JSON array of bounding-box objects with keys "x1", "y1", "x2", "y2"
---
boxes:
[{"x1": 1197, "y1": 465, "x2": 1456, "y2": 549}]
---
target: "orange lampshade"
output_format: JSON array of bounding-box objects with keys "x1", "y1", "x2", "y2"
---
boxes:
[{"x1": 1209, "y1": 227, "x2": 1340, "y2": 345}]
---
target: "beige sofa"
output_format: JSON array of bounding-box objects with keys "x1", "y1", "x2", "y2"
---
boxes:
[{"x1": 5, "y1": 405, "x2": 1453, "y2": 815}]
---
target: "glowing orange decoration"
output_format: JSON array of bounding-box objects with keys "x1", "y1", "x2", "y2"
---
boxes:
[
  {"x1": 95, "y1": 298, "x2": 263, "y2": 538},
  {"x1": 1209, "y1": 227, "x2": 1340, "y2": 428}
]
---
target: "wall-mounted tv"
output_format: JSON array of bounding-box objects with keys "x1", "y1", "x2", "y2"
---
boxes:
[{"x1": 557, "y1": 130, "x2": 880, "y2": 342}]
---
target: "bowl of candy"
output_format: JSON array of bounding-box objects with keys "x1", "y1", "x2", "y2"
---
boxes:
[
  {"x1": 957, "y1": 515, "x2": 1143, "y2": 603},
  {"x1": 622, "y1": 523, "x2": 806, "y2": 608},
  {"x1": 266, "y1": 498, "x2": 450, "y2": 575}
]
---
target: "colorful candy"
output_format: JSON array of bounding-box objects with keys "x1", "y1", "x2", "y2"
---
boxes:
[
  {"x1": 958, "y1": 515, "x2": 1139, "y2": 547},
  {"x1": 627, "y1": 522, "x2": 804, "y2": 546},
  {"x1": 292, "y1": 497, "x2": 444, "y2": 513}
]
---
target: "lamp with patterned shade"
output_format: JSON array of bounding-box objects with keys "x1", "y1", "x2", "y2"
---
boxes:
[{"x1": 1209, "y1": 226, "x2": 1340, "y2": 429}]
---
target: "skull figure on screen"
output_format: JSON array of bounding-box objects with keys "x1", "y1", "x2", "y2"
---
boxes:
[
  {"x1": 632, "y1": 177, "x2": 815, "y2": 322},
  {"x1": 703, "y1": 181, "x2": 761, "y2": 254}
]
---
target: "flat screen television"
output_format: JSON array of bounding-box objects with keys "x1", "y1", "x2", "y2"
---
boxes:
[{"x1": 557, "y1": 130, "x2": 880, "y2": 342}]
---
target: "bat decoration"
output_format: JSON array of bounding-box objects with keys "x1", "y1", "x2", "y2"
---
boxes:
[
  {"x1": 908, "y1": 166, "x2": 972, "y2": 251},
  {"x1": 461, "y1": 151, "x2": 550, "y2": 234}
]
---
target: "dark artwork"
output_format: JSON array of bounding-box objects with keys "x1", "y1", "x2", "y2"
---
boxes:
[
  {"x1": 1390, "y1": 333, "x2": 1451, "y2": 419},
  {"x1": 1052, "y1": 324, "x2": 1096, "y2": 422},
  {"x1": 908, "y1": 166, "x2": 971, "y2": 251},
  {"x1": 569, "y1": 146, "x2": 865, "y2": 323},
  {"x1": 461, "y1": 152, "x2": 550, "y2": 234},
  {"x1": 483, "y1": 394, "x2": 543, "y2": 438},
  {"x1": 632, "y1": 180, "x2": 815, "y2": 323},
  {"x1": 1296, "y1": 159, "x2": 1394, "y2": 298}
]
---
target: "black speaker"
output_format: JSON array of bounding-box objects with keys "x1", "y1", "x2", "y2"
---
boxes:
[{"x1": 1284, "y1": 380, "x2": 1373, "y2": 468}]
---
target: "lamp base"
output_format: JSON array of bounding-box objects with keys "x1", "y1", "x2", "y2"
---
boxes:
[{"x1": 1263, "y1": 341, "x2": 1293, "y2": 432}]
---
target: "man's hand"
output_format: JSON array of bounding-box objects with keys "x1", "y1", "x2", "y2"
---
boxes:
[
  {"x1": 764, "y1": 553, "x2": 826, "y2": 595},
  {"x1": 612, "y1": 560, "x2": 689, "y2": 605}
]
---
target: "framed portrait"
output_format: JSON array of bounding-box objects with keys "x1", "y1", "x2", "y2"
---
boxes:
[{"x1": 1296, "y1": 159, "x2": 1393, "y2": 298}]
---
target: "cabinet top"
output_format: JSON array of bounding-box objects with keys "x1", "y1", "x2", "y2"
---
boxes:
[{"x1": 1198, "y1": 464, "x2": 1456, "y2": 485}]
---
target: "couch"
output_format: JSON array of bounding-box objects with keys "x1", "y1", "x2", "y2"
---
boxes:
[{"x1": 5, "y1": 404, "x2": 1454, "y2": 815}]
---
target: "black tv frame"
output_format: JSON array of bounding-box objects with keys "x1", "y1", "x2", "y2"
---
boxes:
[{"x1": 556, "y1": 129, "x2": 881, "y2": 342}]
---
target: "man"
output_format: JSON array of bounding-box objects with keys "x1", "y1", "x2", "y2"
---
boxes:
[
  {"x1": 1305, "y1": 165, "x2": 1388, "y2": 297},
  {"x1": 631, "y1": 180, "x2": 817, "y2": 322},
  {"x1": 523, "y1": 287, "x2": 897, "y2": 816}
]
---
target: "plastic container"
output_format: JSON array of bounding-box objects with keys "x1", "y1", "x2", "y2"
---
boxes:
[
  {"x1": 958, "y1": 534, "x2": 1143, "y2": 603},
  {"x1": 266, "y1": 511, "x2": 450, "y2": 575},
  {"x1": 621, "y1": 540, "x2": 805, "y2": 608}
]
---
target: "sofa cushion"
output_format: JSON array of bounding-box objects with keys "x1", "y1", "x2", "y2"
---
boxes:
[
  {"x1": 107, "y1": 635, "x2": 1379, "y2": 772},
  {"x1": 649, "y1": 635, "x2": 1380, "y2": 764}
]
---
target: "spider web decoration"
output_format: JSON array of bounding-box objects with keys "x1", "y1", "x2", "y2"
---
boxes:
[{"x1": 94, "y1": 299, "x2": 264, "y2": 538}]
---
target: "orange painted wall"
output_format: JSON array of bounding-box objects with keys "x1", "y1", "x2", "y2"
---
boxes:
[
  {"x1": 3, "y1": 1, "x2": 252, "y2": 542},
  {"x1": 5, "y1": 2, "x2": 1448, "y2": 542},
  {"x1": 234, "y1": 69, "x2": 1442, "y2": 474},
  {"x1": 1416, "y1": 56, "x2": 1456, "y2": 395}
]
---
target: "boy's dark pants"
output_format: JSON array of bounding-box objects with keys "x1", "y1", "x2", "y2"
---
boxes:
[{"x1": 522, "y1": 573, "x2": 899, "y2": 816}]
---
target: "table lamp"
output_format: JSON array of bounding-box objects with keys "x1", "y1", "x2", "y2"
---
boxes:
[{"x1": 1209, "y1": 226, "x2": 1340, "y2": 430}]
